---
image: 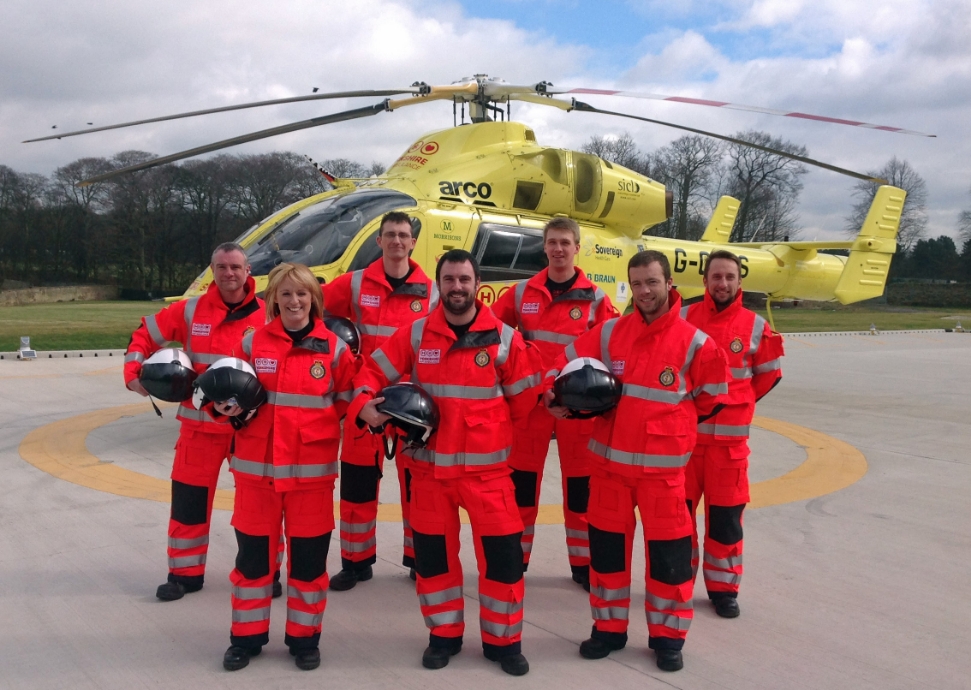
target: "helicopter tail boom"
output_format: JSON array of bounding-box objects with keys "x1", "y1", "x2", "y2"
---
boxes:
[{"x1": 833, "y1": 185, "x2": 905, "y2": 304}]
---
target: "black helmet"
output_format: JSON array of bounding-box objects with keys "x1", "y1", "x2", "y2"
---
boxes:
[
  {"x1": 324, "y1": 316, "x2": 361, "y2": 355},
  {"x1": 192, "y1": 357, "x2": 267, "y2": 411},
  {"x1": 553, "y1": 357, "x2": 622, "y2": 418},
  {"x1": 376, "y1": 382, "x2": 439, "y2": 448},
  {"x1": 140, "y1": 348, "x2": 197, "y2": 402}
]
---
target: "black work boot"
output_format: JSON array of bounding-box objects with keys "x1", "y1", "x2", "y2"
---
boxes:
[
  {"x1": 422, "y1": 642, "x2": 461, "y2": 669},
  {"x1": 329, "y1": 565, "x2": 373, "y2": 591},
  {"x1": 655, "y1": 649, "x2": 683, "y2": 672},
  {"x1": 579, "y1": 627, "x2": 627, "y2": 659},
  {"x1": 483, "y1": 645, "x2": 529, "y2": 675},
  {"x1": 290, "y1": 647, "x2": 321, "y2": 670},
  {"x1": 712, "y1": 595, "x2": 740, "y2": 618},
  {"x1": 223, "y1": 645, "x2": 260, "y2": 671},
  {"x1": 156, "y1": 581, "x2": 186, "y2": 601}
]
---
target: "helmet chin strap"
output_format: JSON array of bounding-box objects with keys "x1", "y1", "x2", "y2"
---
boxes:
[
  {"x1": 382, "y1": 431, "x2": 397, "y2": 460},
  {"x1": 148, "y1": 395, "x2": 163, "y2": 418}
]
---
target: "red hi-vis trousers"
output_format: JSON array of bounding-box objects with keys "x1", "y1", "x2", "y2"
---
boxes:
[
  {"x1": 338, "y1": 427, "x2": 414, "y2": 570},
  {"x1": 587, "y1": 468, "x2": 694, "y2": 651},
  {"x1": 684, "y1": 443, "x2": 749, "y2": 598},
  {"x1": 167, "y1": 429, "x2": 233, "y2": 587},
  {"x1": 508, "y1": 404, "x2": 593, "y2": 572},
  {"x1": 229, "y1": 482, "x2": 334, "y2": 651},
  {"x1": 409, "y1": 470, "x2": 526, "y2": 656}
]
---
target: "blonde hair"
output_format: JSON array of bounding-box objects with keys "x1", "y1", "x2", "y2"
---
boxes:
[{"x1": 264, "y1": 263, "x2": 324, "y2": 322}]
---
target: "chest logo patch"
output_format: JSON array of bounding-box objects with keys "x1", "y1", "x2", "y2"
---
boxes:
[
  {"x1": 611, "y1": 360, "x2": 625, "y2": 376},
  {"x1": 410, "y1": 299, "x2": 423, "y2": 312},
  {"x1": 474, "y1": 349, "x2": 491, "y2": 367},
  {"x1": 418, "y1": 348, "x2": 441, "y2": 364},
  {"x1": 254, "y1": 357, "x2": 277, "y2": 374},
  {"x1": 569, "y1": 306, "x2": 582, "y2": 320},
  {"x1": 361, "y1": 294, "x2": 380, "y2": 308},
  {"x1": 659, "y1": 366, "x2": 677, "y2": 387},
  {"x1": 310, "y1": 360, "x2": 326, "y2": 379},
  {"x1": 730, "y1": 337, "x2": 744, "y2": 354},
  {"x1": 521, "y1": 302, "x2": 540, "y2": 315},
  {"x1": 191, "y1": 323, "x2": 211, "y2": 337}
]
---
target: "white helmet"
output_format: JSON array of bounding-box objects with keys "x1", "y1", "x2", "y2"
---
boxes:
[{"x1": 139, "y1": 348, "x2": 196, "y2": 402}]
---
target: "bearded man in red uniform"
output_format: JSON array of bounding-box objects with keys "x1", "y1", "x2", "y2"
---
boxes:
[
  {"x1": 124, "y1": 242, "x2": 265, "y2": 601},
  {"x1": 550, "y1": 250, "x2": 730, "y2": 672},
  {"x1": 681, "y1": 250, "x2": 784, "y2": 618},
  {"x1": 351, "y1": 250, "x2": 542, "y2": 676},
  {"x1": 492, "y1": 217, "x2": 617, "y2": 589},
  {"x1": 322, "y1": 211, "x2": 438, "y2": 590}
]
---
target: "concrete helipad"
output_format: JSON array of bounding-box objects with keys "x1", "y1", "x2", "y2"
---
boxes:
[{"x1": 1, "y1": 331, "x2": 969, "y2": 689}]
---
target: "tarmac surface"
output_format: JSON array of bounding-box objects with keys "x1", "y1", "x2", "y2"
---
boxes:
[{"x1": 1, "y1": 331, "x2": 969, "y2": 689}]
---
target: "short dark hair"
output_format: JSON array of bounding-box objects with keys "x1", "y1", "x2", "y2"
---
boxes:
[
  {"x1": 543, "y1": 217, "x2": 580, "y2": 243},
  {"x1": 436, "y1": 249, "x2": 480, "y2": 282},
  {"x1": 211, "y1": 242, "x2": 247, "y2": 264},
  {"x1": 703, "y1": 250, "x2": 741, "y2": 278},
  {"x1": 628, "y1": 250, "x2": 671, "y2": 281},
  {"x1": 380, "y1": 211, "x2": 415, "y2": 237}
]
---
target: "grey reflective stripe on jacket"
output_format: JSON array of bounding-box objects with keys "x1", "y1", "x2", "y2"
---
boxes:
[
  {"x1": 181, "y1": 297, "x2": 201, "y2": 357},
  {"x1": 588, "y1": 286, "x2": 607, "y2": 327},
  {"x1": 143, "y1": 314, "x2": 167, "y2": 347},
  {"x1": 421, "y1": 383, "x2": 503, "y2": 400},
  {"x1": 697, "y1": 423, "x2": 750, "y2": 437},
  {"x1": 598, "y1": 318, "x2": 619, "y2": 369},
  {"x1": 753, "y1": 358, "x2": 781, "y2": 374},
  {"x1": 588, "y1": 439, "x2": 691, "y2": 468},
  {"x1": 229, "y1": 456, "x2": 337, "y2": 480},
  {"x1": 407, "y1": 447, "x2": 510, "y2": 468},
  {"x1": 496, "y1": 323, "x2": 515, "y2": 366},
  {"x1": 622, "y1": 383, "x2": 684, "y2": 405},
  {"x1": 266, "y1": 391, "x2": 335, "y2": 409},
  {"x1": 349, "y1": 270, "x2": 365, "y2": 324},
  {"x1": 522, "y1": 330, "x2": 576, "y2": 345},
  {"x1": 372, "y1": 348, "x2": 402, "y2": 382},
  {"x1": 125, "y1": 352, "x2": 144, "y2": 363},
  {"x1": 503, "y1": 371, "x2": 541, "y2": 396},
  {"x1": 241, "y1": 330, "x2": 255, "y2": 357},
  {"x1": 190, "y1": 352, "x2": 222, "y2": 365},
  {"x1": 428, "y1": 282, "x2": 440, "y2": 311},
  {"x1": 359, "y1": 323, "x2": 397, "y2": 337},
  {"x1": 177, "y1": 404, "x2": 222, "y2": 423}
]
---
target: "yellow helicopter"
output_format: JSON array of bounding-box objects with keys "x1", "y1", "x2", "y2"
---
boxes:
[{"x1": 26, "y1": 75, "x2": 927, "y2": 327}]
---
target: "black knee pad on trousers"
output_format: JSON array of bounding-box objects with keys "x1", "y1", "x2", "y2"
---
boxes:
[
  {"x1": 589, "y1": 525, "x2": 626, "y2": 574},
  {"x1": 708, "y1": 504, "x2": 745, "y2": 545},
  {"x1": 289, "y1": 533, "x2": 331, "y2": 581},
  {"x1": 171, "y1": 480, "x2": 208, "y2": 526},
  {"x1": 413, "y1": 531, "x2": 449, "y2": 579},
  {"x1": 510, "y1": 470, "x2": 538, "y2": 508},
  {"x1": 339, "y1": 462, "x2": 381, "y2": 503},
  {"x1": 403, "y1": 467, "x2": 412, "y2": 503},
  {"x1": 566, "y1": 476, "x2": 590, "y2": 514},
  {"x1": 648, "y1": 536, "x2": 693, "y2": 585},
  {"x1": 234, "y1": 530, "x2": 270, "y2": 580},
  {"x1": 481, "y1": 534, "x2": 524, "y2": 584}
]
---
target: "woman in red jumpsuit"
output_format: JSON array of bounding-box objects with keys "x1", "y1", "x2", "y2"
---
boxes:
[{"x1": 219, "y1": 263, "x2": 358, "y2": 672}]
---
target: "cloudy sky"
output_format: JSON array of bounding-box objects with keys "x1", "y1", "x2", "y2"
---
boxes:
[{"x1": 2, "y1": 0, "x2": 969, "y2": 241}]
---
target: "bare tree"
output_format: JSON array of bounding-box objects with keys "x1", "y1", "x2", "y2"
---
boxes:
[
  {"x1": 844, "y1": 156, "x2": 927, "y2": 251},
  {"x1": 957, "y1": 186, "x2": 971, "y2": 244},
  {"x1": 582, "y1": 132, "x2": 650, "y2": 175},
  {"x1": 51, "y1": 158, "x2": 112, "y2": 280},
  {"x1": 649, "y1": 136, "x2": 722, "y2": 240}
]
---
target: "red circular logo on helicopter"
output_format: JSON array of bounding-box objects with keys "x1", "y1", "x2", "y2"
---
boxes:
[{"x1": 421, "y1": 141, "x2": 439, "y2": 155}]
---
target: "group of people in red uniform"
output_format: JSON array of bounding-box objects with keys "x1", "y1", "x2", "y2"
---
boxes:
[{"x1": 124, "y1": 212, "x2": 782, "y2": 675}]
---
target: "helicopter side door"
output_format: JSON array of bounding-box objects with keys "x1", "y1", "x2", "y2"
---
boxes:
[{"x1": 469, "y1": 220, "x2": 548, "y2": 308}]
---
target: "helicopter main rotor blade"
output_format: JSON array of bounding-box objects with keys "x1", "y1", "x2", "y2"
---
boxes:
[
  {"x1": 78, "y1": 101, "x2": 390, "y2": 186},
  {"x1": 540, "y1": 85, "x2": 934, "y2": 138},
  {"x1": 571, "y1": 101, "x2": 888, "y2": 183},
  {"x1": 24, "y1": 89, "x2": 420, "y2": 143}
]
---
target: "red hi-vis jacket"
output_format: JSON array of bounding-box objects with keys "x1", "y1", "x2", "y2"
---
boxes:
[
  {"x1": 124, "y1": 277, "x2": 265, "y2": 433},
  {"x1": 682, "y1": 290, "x2": 784, "y2": 444},
  {"x1": 491, "y1": 267, "x2": 618, "y2": 368},
  {"x1": 229, "y1": 318, "x2": 359, "y2": 491},
  {"x1": 322, "y1": 258, "x2": 439, "y2": 357},
  {"x1": 550, "y1": 290, "x2": 730, "y2": 477},
  {"x1": 347, "y1": 302, "x2": 543, "y2": 480}
]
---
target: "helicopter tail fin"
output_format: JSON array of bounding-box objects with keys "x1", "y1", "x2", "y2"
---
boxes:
[
  {"x1": 833, "y1": 185, "x2": 906, "y2": 305},
  {"x1": 699, "y1": 196, "x2": 740, "y2": 242}
]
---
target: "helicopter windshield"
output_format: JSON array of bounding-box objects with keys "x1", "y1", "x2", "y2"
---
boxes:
[{"x1": 246, "y1": 189, "x2": 416, "y2": 276}]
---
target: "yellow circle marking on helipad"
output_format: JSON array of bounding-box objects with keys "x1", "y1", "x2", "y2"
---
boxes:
[{"x1": 18, "y1": 406, "x2": 867, "y2": 523}]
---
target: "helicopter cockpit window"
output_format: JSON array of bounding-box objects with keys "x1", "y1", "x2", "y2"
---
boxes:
[
  {"x1": 471, "y1": 223, "x2": 547, "y2": 282},
  {"x1": 347, "y1": 218, "x2": 422, "y2": 272},
  {"x1": 245, "y1": 189, "x2": 417, "y2": 276}
]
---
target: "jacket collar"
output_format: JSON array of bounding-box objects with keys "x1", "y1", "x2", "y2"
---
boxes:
[
  {"x1": 526, "y1": 266, "x2": 596, "y2": 296},
  {"x1": 701, "y1": 286, "x2": 744, "y2": 319},
  {"x1": 635, "y1": 288, "x2": 684, "y2": 334},
  {"x1": 364, "y1": 257, "x2": 431, "y2": 290},
  {"x1": 206, "y1": 275, "x2": 259, "y2": 311},
  {"x1": 426, "y1": 299, "x2": 498, "y2": 339}
]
